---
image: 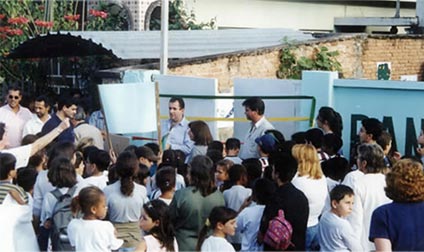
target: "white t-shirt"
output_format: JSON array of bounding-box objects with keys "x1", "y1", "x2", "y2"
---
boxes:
[
  {"x1": 144, "y1": 234, "x2": 179, "y2": 252},
  {"x1": 201, "y1": 236, "x2": 235, "y2": 252},
  {"x1": 84, "y1": 175, "x2": 108, "y2": 190},
  {"x1": 292, "y1": 174, "x2": 328, "y2": 227},
  {"x1": 318, "y1": 211, "x2": 361, "y2": 252},
  {"x1": 2, "y1": 144, "x2": 32, "y2": 169},
  {"x1": 67, "y1": 218, "x2": 123, "y2": 252}
]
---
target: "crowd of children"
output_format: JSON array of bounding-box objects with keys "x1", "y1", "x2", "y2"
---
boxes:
[{"x1": 1, "y1": 91, "x2": 424, "y2": 252}]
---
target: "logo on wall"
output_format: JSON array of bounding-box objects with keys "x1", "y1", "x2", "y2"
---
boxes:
[{"x1": 377, "y1": 62, "x2": 391, "y2": 80}]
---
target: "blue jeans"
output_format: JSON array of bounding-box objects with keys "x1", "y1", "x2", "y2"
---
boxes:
[{"x1": 305, "y1": 224, "x2": 320, "y2": 251}]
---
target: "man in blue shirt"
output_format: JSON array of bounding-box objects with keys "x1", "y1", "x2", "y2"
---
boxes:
[
  {"x1": 41, "y1": 95, "x2": 78, "y2": 143},
  {"x1": 161, "y1": 97, "x2": 194, "y2": 156}
]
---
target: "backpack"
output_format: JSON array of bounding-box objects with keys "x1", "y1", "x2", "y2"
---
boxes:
[
  {"x1": 263, "y1": 209, "x2": 294, "y2": 250},
  {"x1": 50, "y1": 186, "x2": 77, "y2": 251}
]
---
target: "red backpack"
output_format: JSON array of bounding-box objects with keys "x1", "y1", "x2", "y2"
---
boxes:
[{"x1": 263, "y1": 209, "x2": 294, "y2": 250}]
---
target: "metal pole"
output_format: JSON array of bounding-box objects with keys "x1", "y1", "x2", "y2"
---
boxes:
[
  {"x1": 395, "y1": 0, "x2": 400, "y2": 18},
  {"x1": 160, "y1": 0, "x2": 169, "y2": 75}
]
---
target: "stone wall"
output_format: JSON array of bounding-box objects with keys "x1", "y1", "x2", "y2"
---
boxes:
[{"x1": 168, "y1": 34, "x2": 424, "y2": 92}]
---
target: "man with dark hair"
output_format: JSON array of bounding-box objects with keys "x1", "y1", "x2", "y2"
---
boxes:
[
  {"x1": 41, "y1": 95, "x2": 78, "y2": 143},
  {"x1": 162, "y1": 97, "x2": 193, "y2": 155},
  {"x1": 23, "y1": 95, "x2": 51, "y2": 137},
  {"x1": 239, "y1": 97, "x2": 274, "y2": 160},
  {"x1": 359, "y1": 118, "x2": 383, "y2": 144},
  {"x1": 0, "y1": 86, "x2": 33, "y2": 148},
  {"x1": 259, "y1": 153, "x2": 309, "y2": 251}
]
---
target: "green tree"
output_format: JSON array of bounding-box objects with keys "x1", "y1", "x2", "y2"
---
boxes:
[{"x1": 149, "y1": 0, "x2": 216, "y2": 30}]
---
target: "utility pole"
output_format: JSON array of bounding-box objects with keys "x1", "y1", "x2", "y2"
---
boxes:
[{"x1": 160, "y1": 0, "x2": 169, "y2": 75}]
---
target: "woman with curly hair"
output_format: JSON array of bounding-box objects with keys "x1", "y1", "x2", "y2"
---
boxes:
[
  {"x1": 291, "y1": 143, "x2": 328, "y2": 251},
  {"x1": 369, "y1": 159, "x2": 424, "y2": 251}
]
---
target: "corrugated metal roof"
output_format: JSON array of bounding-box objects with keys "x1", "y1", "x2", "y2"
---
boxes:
[
  {"x1": 8, "y1": 28, "x2": 314, "y2": 60},
  {"x1": 68, "y1": 29, "x2": 313, "y2": 59}
]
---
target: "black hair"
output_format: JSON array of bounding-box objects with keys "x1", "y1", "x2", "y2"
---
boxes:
[
  {"x1": 72, "y1": 186, "x2": 105, "y2": 216},
  {"x1": 305, "y1": 128, "x2": 324, "y2": 149},
  {"x1": 16, "y1": 168, "x2": 38, "y2": 193},
  {"x1": 253, "y1": 178, "x2": 276, "y2": 205},
  {"x1": 362, "y1": 118, "x2": 383, "y2": 141},
  {"x1": 241, "y1": 158, "x2": 262, "y2": 188},
  {"x1": 208, "y1": 141, "x2": 224, "y2": 154},
  {"x1": 271, "y1": 152, "x2": 298, "y2": 183},
  {"x1": 35, "y1": 95, "x2": 51, "y2": 108},
  {"x1": 115, "y1": 151, "x2": 138, "y2": 196},
  {"x1": 156, "y1": 166, "x2": 176, "y2": 193},
  {"x1": 47, "y1": 157, "x2": 77, "y2": 188},
  {"x1": 143, "y1": 200, "x2": 176, "y2": 251},
  {"x1": 57, "y1": 95, "x2": 78, "y2": 111},
  {"x1": 228, "y1": 164, "x2": 248, "y2": 184},
  {"x1": 377, "y1": 131, "x2": 392, "y2": 151},
  {"x1": 88, "y1": 149, "x2": 110, "y2": 171},
  {"x1": 318, "y1": 107, "x2": 343, "y2": 137},
  {"x1": 169, "y1": 97, "x2": 185, "y2": 109},
  {"x1": 134, "y1": 164, "x2": 150, "y2": 186},
  {"x1": 123, "y1": 145, "x2": 138, "y2": 155},
  {"x1": 265, "y1": 129, "x2": 286, "y2": 143},
  {"x1": 0, "y1": 122, "x2": 5, "y2": 141},
  {"x1": 47, "y1": 141, "x2": 76, "y2": 168},
  {"x1": 161, "y1": 149, "x2": 177, "y2": 167},
  {"x1": 330, "y1": 184, "x2": 354, "y2": 202},
  {"x1": 206, "y1": 149, "x2": 223, "y2": 167},
  {"x1": 291, "y1": 131, "x2": 306, "y2": 144},
  {"x1": 242, "y1": 97, "x2": 265, "y2": 115},
  {"x1": 225, "y1": 138, "x2": 241, "y2": 151},
  {"x1": 144, "y1": 142, "x2": 160, "y2": 156},
  {"x1": 196, "y1": 206, "x2": 237, "y2": 251},
  {"x1": 21, "y1": 134, "x2": 38, "y2": 146},
  {"x1": 321, "y1": 157, "x2": 351, "y2": 182},
  {"x1": 322, "y1": 133, "x2": 343, "y2": 156},
  {"x1": 189, "y1": 155, "x2": 215, "y2": 196},
  {"x1": 0, "y1": 153, "x2": 16, "y2": 180}
]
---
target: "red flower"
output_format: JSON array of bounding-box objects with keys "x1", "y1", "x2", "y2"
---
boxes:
[
  {"x1": 7, "y1": 28, "x2": 23, "y2": 36},
  {"x1": 0, "y1": 14, "x2": 5, "y2": 20},
  {"x1": 34, "y1": 19, "x2": 54, "y2": 28},
  {"x1": 8, "y1": 16, "x2": 29, "y2": 25},
  {"x1": 0, "y1": 26, "x2": 11, "y2": 33},
  {"x1": 64, "y1": 14, "x2": 80, "y2": 22},
  {"x1": 89, "y1": 9, "x2": 108, "y2": 19}
]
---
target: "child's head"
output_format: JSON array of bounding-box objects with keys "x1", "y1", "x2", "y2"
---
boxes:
[
  {"x1": 241, "y1": 158, "x2": 262, "y2": 188},
  {"x1": 215, "y1": 159, "x2": 232, "y2": 182},
  {"x1": 0, "y1": 153, "x2": 17, "y2": 180},
  {"x1": 156, "y1": 166, "x2": 176, "y2": 193},
  {"x1": 140, "y1": 200, "x2": 175, "y2": 251},
  {"x1": 72, "y1": 186, "x2": 107, "y2": 219},
  {"x1": 16, "y1": 168, "x2": 38, "y2": 193},
  {"x1": 197, "y1": 206, "x2": 237, "y2": 250},
  {"x1": 330, "y1": 185, "x2": 354, "y2": 217},
  {"x1": 134, "y1": 164, "x2": 150, "y2": 186},
  {"x1": 47, "y1": 157, "x2": 77, "y2": 188},
  {"x1": 89, "y1": 150, "x2": 110, "y2": 171},
  {"x1": 228, "y1": 164, "x2": 248, "y2": 186},
  {"x1": 74, "y1": 151, "x2": 84, "y2": 176},
  {"x1": 252, "y1": 178, "x2": 276, "y2": 205},
  {"x1": 225, "y1": 138, "x2": 241, "y2": 155}
]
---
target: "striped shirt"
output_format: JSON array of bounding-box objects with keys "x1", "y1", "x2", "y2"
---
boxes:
[{"x1": 0, "y1": 183, "x2": 28, "y2": 204}]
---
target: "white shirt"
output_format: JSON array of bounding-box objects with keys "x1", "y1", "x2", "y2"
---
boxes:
[
  {"x1": 347, "y1": 173, "x2": 391, "y2": 251},
  {"x1": 2, "y1": 144, "x2": 32, "y2": 169},
  {"x1": 84, "y1": 175, "x2": 108, "y2": 190},
  {"x1": 67, "y1": 218, "x2": 123, "y2": 252},
  {"x1": 144, "y1": 234, "x2": 179, "y2": 252},
  {"x1": 22, "y1": 114, "x2": 50, "y2": 137},
  {"x1": 0, "y1": 104, "x2": 32, "y2": 148},
  {"x1": 239, "y1": 116, "x2": 274, "y2": 160},
  {"x1": 318, "y1": 211, "x2": 361, "y2": 252},
  {"x1": 201, "y1": 236, "x2": 235, "y2": 252},
  {"x1": 237, "y1": 202, "x2": 265, "y2": 251},
  {"x1": 292, "y1": 174, "x2": 328, "y2": 227}
]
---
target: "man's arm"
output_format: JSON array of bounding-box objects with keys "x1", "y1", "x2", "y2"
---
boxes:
[{"x1": 30, "y1": 118, "x2": 70, "y2": 156}]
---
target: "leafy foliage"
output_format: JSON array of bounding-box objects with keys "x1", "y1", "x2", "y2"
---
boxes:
[
  {"x1": 150, "y1": 0, "x2": 216, "y2": 30},
  {"x1": 0, "y1": 0, "x2": 128, "y2": 94},
  {"x1": 277, "y1": 44, "x2": 342, "y2": 79}
]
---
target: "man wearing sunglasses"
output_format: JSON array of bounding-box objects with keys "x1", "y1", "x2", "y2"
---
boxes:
[{"x1": 0, "y1": 86, "x2": 32, "y2": 148}]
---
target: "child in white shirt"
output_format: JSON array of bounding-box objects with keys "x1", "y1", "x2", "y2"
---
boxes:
[
  {"x1": 197, "y1": 206, "x2": 237, "y2": 252},
  {"x1": 317, "y1": 185, "x2": 361, "y2": 251},
  {"x1": 67, "y1": 186, "x2": 123, "y2": 252}
]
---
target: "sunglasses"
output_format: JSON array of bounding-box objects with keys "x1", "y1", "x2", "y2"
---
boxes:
[{"x1": 8, "y1": 95, "x2": 20, "y2": 100}]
